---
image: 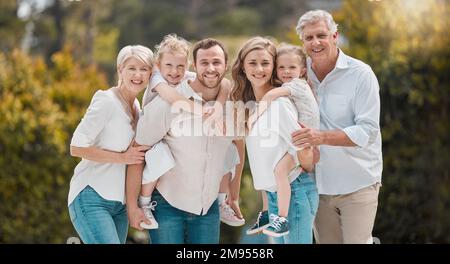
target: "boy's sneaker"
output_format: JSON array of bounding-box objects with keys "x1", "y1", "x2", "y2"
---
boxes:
[
  {"x1": 246, "y1": 210, "x2": 270, "y2": 235},
  {"x1": 139, "y1": 201, "x2": 159, "y2": 229},
  {"x1": 220, "y1": 203, "x2": 245, "y2": 227},
  {"x1": 262, "y1": 214, "x2": 289, "y2": 237}
]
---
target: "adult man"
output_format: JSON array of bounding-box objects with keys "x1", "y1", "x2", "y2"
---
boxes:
[
  {"x1": 292, "y1": 10, "x2": 383, "y2": 244},
  {"x1": 126, "y1": 38, "x2": 236, "y2": 243}
]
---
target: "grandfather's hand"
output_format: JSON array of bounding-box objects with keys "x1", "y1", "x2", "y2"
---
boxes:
[{"x1": 291, "y1": 123, "x2": 323, "y2": 149}]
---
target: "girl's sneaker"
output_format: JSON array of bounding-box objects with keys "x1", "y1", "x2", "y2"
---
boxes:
[
  {"x1": 220, "y1": 203, "x2": 245, "y2": 227},
  {"x1": 246, "y1": 210, "x2": 270, "y2": 235},
  {"x1": 262, "y1": 214, "x2": 289, "y2": 237},
  {"x1": 139, "y1": 201, "x2": 159, "y2": 229}
]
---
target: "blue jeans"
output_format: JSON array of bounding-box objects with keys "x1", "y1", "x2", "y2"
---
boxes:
[
  {"x1": 266, "y1": 172, "x2": 319, "y2": 244},
  {"x1": 68, "y1": 186, "x2": 128, "y2": 244},
  {"x1": 149, "y1": 190, "x2": 220, "y2": 244}
]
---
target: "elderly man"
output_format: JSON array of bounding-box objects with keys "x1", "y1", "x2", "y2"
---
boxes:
[{"x1": 292, "y1": 10, "x2": 383, "y2": 244}]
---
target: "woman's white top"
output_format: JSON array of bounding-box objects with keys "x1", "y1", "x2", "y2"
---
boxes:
[
  {"x1": 68, "y1": 89, "x2": 139, "y2": 206},
  {"x1": 246, "y1": 97, "x2": 302, "y2": 192}
]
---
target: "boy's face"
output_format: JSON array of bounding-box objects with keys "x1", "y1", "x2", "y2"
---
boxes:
[
  {"x1": 158, "y1": 52, "x2": 188, "y2": 86},
  {"x1": 276, "y1": 54, "x2": 306, "y2": 83}
]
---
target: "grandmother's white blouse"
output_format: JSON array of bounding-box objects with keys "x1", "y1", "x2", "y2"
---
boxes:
[{"x1": 68, "y1": 89, "x2": 139, "y2": 206}]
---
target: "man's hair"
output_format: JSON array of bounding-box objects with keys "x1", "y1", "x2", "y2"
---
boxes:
[
  {"x1": 296, "y1": 9, "x2": 338, "y2": 40},
  {"x1": 192, "y1": 38, "x2": 228, "y2": 65}
]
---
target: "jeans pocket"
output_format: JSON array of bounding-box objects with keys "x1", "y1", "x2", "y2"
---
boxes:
[
  {"x1": 68, "y1": 203, "x2": 78, "y2": 222},
  {"x1": 306, "y1": 189, "x2": 319, "y2": 216}
]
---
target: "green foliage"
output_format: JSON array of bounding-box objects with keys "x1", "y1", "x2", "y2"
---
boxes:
[
  {"x1": 211, "y1": 8, "x2": 262, "y2": 36},
  {"x1": 336, "y1": 0, "x2": 450, "y2": 243},
  {"x1": 0, "y1": 48, "x2": 108, "y2": 243}
]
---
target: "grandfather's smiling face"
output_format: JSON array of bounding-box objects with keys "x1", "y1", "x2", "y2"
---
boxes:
[{"x1": 302, "y1": 20, "x2": 338, "y2": 64}]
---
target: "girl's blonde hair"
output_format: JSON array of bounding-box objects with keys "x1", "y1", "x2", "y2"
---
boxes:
[
  {"x1": 231, "y1": 36, "x2": 278, "y2": 104},
  {"x1": 154, "y1": 34, "x2": 191, "y2": 64}
]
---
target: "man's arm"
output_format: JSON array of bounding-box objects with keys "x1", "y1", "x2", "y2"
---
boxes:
[{"x1": 292, "y1": 128, "x2": 357, "y2": 149}]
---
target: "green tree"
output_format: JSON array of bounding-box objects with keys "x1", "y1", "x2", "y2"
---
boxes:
[
  {"x1": 335, "y1": 0, "x2": 450, "y2": 243},
  {"x1": 0, "y1": 48, "x2": 107, "y2": 243}
]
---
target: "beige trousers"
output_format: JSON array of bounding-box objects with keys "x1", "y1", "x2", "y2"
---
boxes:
[{"x1": 313, "y1": 183, "x2": 380, "y2": 244}]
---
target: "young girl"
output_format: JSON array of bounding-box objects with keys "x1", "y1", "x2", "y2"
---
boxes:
[
  {"x1": 137, "y1": 34, "x2": 243, "y2": 229},
  {"x1": 244, "y1": 43, "x2": 319, "y2": 238}
]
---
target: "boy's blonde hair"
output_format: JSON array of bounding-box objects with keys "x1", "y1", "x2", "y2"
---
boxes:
[{"x1": 154, "y1": 34, "x2": 191, "y2": 64}]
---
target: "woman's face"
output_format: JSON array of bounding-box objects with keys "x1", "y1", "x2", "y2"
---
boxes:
[
  {"x1": 119, "y1": 57, "x2": 152, "y2": 94},
  {"x1": 243, "y1": 49, "x2": 274, "y2": 88}
]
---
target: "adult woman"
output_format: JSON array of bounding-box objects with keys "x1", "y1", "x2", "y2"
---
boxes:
[
  {"x1": 231, "y1": 37, "x2": 319, "y2": 244},
  {"x1": 68, "y1": 45, "x2": 152, "y2": 244}
]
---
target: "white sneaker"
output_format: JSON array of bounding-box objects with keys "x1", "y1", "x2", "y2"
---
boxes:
[
  {"x1": 139, "y1": 201, "x2": 159, "y2": 229},
  {"x1": 220, "y1": 203, "x2": 245, "y2": 227}
]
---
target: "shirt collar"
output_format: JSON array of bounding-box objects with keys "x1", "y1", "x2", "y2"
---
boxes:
[
  {"x1": 335, "y1": 48, "x2": 349, "y2": 69},
  {"x1": 178, "y1": 80, "x2": 205, "y2": 103}
]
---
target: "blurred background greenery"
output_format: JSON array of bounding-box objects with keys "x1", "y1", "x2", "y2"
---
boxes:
[{"x1": 0, "y1": 0, "x2": 448, "y2": 244}]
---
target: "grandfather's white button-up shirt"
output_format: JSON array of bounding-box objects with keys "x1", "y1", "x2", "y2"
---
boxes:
[{"x1": 307, "y1": 49, "x2": 383, "y2": 195}]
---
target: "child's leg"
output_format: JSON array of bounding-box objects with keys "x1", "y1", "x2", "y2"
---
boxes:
[
  {"x1": 139, "y1": 180, "x2": 158, "y2": 206},
  {"x1": 218, "y1": 172, "x2": 231, "y2": 204},
  {"x1": 261, "y1": 191, "x2": 269, "y2": 212},
  {"x1": 274, "y1": 153, "x2": 297, "y2": 218}
]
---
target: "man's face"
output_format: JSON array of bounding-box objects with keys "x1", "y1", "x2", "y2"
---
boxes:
[
  {"x1": 193, "y1": 45, "x2": 227, "y2": 89},
  {"x1": 158, "y1": 52, "x2": 188, "y2": 86},
  {"x1": 302, "y1": 20, "x2": 338, "y2": 64}
]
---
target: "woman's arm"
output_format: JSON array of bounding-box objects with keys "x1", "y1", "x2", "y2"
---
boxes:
[{"x1": 70, "y1": 143, "x2": 150, "y2": 165}]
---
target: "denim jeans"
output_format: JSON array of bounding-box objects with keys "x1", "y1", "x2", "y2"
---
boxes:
[
  {"x1": 266, "y1": 172, "x2": 319, "y2": 244},
  {"x1": 68, "y1": 185, "x2": 128, "y2": 244},
  {"x1": 149, "y1": 190, "x2": 220, "y2": 244}
]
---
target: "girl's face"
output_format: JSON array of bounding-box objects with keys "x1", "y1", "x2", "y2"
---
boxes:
[
  {"x1": 243, "y1": 49, "x2": 274, "y2": 88},
  {"x1": 158, "y1": 51, "x2": 188, "y2": 86},
  {"x1": 119, "y1": 57, "x2": 152, "y2": 94},
  {"x1": 276, "y1": 53, "x2": 306, "y2": 83}
]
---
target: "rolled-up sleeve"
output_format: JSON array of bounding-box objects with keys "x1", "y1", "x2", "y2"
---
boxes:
[
  {"x1": 343, "y1": 69, "x2": 381, "y2": 148},
  {"x1": 70, "y1": 90, "x2": 113, "y2": 147},
  {"x1": 136, "y1": 96, "x2": 173, "y2": 146}
]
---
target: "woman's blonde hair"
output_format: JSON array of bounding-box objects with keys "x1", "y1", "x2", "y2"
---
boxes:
[
  {"x1": 116, "y1": 45, "x2": 154, "y2": 86},
  {"x1": 231, "y1": 36, "x2": 278, "y2": 104},
  {"x1": 154, "y1": 34, "x2": 191, "y2": 64}
]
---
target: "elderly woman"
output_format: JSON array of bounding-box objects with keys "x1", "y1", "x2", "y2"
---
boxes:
[
  {"x1": 68, "y1": 45, "x2": 152, "y2": 244},
  {"x1": 231, "y1": 37, "x2": 319, "y2": 244}
]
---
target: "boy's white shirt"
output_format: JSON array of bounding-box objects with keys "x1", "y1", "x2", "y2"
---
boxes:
[{"x1": 141, "y1": 70, "x2": 240, "y2": 185}]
